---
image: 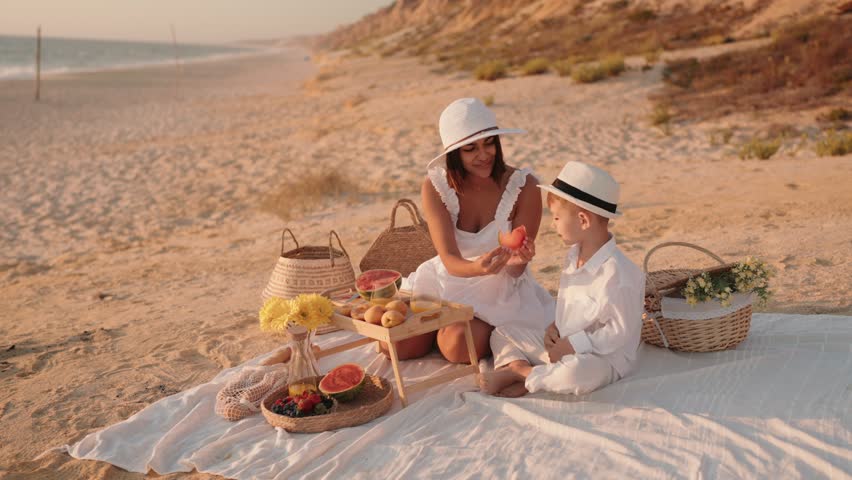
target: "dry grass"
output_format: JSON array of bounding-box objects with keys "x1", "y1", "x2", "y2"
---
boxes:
[
  {"x1": 644, "y1": 48, "x2": 662, "y2": 66},
  {"x1": 474, "y1": 61, "x2": 508, "y2": 81},
  {"x1": 815, "y1": 130, "x2": 852, "y2": 156},
  {"x1": 709, "y1": 127, "x2": 736, "y2": 145},
  {"x1": 628, "y1": 8, "x2": 657, "y2": 23},
  {"x1": 818, "y1": 108, "x2": 851, "y2": 124},
  {"x1": 650, "y1": 104, "x2": 673, "y2": 134},
  {"x1": 656, "y1": 16, "x2": 852, "y2": 120},
  {"x1": 482, "y1": 94, "x2": 495, "y2": 106},
  {"x1": 739, "y1": 136, "x2": 782, "y2": 160},
  {"x1": 572, "y1": 64, "x2": 607, "y2": 84},
  {"x1": 261, "y1": 171, "x2": 362, "y2": 221},
  {"x1": 571, "y1": 54, "x2": 626, "y2": 84},
  {"x1": 520, "y1": 58, "x2": 550, "y2": 76},
  {"x1": 552, "y1": 59, "x2": 573, "y2": 77},
  {"x1": 600, "y1": 54, "x2": 626, "y2": 76}
]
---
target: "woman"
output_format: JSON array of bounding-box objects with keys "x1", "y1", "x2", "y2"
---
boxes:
[{"x1": 401, "y1": 97, "x2": 555, "y2": 363}]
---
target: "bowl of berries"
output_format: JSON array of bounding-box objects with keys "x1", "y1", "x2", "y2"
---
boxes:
[{"x1": 261, "y1": 372, "x2": 393, "y2": 433}]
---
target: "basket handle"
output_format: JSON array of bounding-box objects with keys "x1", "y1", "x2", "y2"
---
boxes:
[
  {"x1": 643, "y1": 242, "x2": 727, "y2": 304},
  {"x1": 389, "y1": 198, "x2": 425, "y2": 229},
  {"x1": 642, "y1": 242, "x2": 725, "y2": 274},
  {"x1": 328, "y1": 230, "x2": 350, "y2": 267},
  {"x1": 280, "y1": 228, "x2": 299, "y2": 256}
]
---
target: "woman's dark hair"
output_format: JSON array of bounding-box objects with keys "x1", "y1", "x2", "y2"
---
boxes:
[{"x1": 445, "y1": 135, "x2": 506, "y2": 194}]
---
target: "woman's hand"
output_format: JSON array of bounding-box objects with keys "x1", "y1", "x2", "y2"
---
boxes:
[
  {"x1": 506, "y1": 237, "x2": 536, "y2": 267},
  {"x1": 471, "y1": 246, "x2": 510, "y2": 276}
]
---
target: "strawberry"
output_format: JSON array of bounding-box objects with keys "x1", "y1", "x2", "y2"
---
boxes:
[{"x1": 297, "y1": 398, "x2": 314, "y2": 412}]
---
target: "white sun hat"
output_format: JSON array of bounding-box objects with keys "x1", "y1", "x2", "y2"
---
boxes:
[
  {"x1": 427, "y1": 97, "x2": 525, "y2": 169},
  {"x1": 537, "y1": 161, "x2": 623, "y2": 219}
]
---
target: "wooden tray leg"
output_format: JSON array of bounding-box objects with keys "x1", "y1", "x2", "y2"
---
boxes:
[
  {"x1": 386, "y1": 341, "x2": 408, "y2": 407},
  {"x1": 463, "y1": 320, "x2": 480, "y2": 386}
]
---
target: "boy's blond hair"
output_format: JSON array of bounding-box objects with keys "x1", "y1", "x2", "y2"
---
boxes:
[{"x1": 546, "y1": 192, "x2": 610, "y2": 226}]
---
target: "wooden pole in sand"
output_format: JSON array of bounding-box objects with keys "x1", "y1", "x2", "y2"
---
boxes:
[
  {"x1": 35, "y1": 25, "x2": 41, "y2": 101},
  {"x1": 170, "y1": 24, "x2": 181, "y2": 90}
]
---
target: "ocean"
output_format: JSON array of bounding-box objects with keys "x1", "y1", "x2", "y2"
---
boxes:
[{"x1": 0, "y1": 34, "x2": 257, "y2": 80}]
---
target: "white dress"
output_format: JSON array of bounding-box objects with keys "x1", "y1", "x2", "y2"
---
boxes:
[{"x1": 405, "y1": 167, "x2": 555, "y2": 330}]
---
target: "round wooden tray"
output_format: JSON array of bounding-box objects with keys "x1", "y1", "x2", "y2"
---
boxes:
[{"x1": 261, "y1": 374, "x2": 393, "y2": 433}]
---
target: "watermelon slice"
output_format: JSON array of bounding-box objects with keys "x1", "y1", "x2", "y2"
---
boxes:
[
  {"x1": 318, "y1": 363, "x2": 366, "y2": 402},
  {"x1": 497, "y1": 225, "x2": 527, "y2": 250},
  {"x1": 356, "y1": 269, "x2": 402, "y2": 302}
]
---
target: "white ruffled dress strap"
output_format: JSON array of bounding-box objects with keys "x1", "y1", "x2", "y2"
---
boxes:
[
  {"x1": 495, "y1": 167, "x2": 536, "y2": 223},
  {"x1": 427, "y1": 167, "x2": 460, "y2": 224}
]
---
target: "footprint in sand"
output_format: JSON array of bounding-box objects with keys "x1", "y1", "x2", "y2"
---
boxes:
[
  {"x1": 813, "y1": 258, "x2": 833, "y2": 267},
  {"x1": 780, "y1": 255, "x2": 797, "y2": 271}
]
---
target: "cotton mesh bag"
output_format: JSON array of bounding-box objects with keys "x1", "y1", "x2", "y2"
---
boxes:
[{"x1": 215, "y1": 365, "x2": 288, "y2": 421}]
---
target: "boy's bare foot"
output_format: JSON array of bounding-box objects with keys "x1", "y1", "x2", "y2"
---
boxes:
[
  {"x1": 478, "y1": 369, "x2": 523, "y2": 395},
  {"x1": 496, "y1": 382, "x2": 528, "y2": 398}
]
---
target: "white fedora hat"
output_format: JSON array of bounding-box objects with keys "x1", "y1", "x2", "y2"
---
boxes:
[
  {"x1": 537, "y1": 161, "x2": 622, "y2": 219},
  {"x1": 427, "y1": 98, "x2": 525, "y2": 169}
]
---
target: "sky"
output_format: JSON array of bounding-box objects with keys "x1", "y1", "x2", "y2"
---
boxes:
[{"x1": 1, "y1": 0, "x2": 396, "y2": 44}]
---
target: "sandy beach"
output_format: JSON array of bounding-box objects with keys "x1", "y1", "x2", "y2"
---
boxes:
[{"x1": 1, "y1": 39, "x2": 850, "y2": 478}]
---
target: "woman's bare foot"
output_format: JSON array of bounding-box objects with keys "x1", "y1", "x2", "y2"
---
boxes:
[
  {"x1": 478, "y1": 369, "x2": 524, "y2": 395},
  {"x1": 260, "y1": 347, "x2": 292, "y2": 366},
  {"x1": 496, "y1": 382, "x2": 528, "y2": 398}
]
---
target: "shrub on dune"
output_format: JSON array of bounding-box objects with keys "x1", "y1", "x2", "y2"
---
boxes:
[
  {"x1": 600, "y1": 54, "x2": 626, "y2": 76},
  {"x1": 815, "y1": 130, "x2": 852, "y2": 157},
  {"x1": 572, "y1": 64, "x2": 606, "y2": 83},
  {"x1": 739, "y1": 137, "x2": 782, "y2": 160},
  {"x1": 521, "y1": 58, "x2": 550, "y2": 76},
  {"x1": 474, "y1": 61, "x2": 508, "y2": 81}
]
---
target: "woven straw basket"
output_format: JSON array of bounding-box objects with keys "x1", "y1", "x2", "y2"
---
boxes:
[
  {"x1": 261, "y1": 375, "x2": 393, "y2": 433},
  {"x1": 642, "y1": 242, "x2": 751, "y2": 353},
  {"x1": 261, "y1": 229, "x2": 356, "y2": 302},
  {"x1": 359, "y1": 198, "x2": 437, "y2": 277}
]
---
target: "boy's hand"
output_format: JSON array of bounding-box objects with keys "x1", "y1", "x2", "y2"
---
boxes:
[
  {"x1": 543, "y1": 322, "x2": 559, "y2": 349},
  {"x1": 546, "y1": 337, "x2": 576, "y2": 363}
]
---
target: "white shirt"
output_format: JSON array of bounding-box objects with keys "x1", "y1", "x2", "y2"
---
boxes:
[{"x1": 554, "y1": 235, "x2": 645, "y2": 378}]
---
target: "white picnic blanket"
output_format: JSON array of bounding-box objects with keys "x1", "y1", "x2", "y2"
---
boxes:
[{"x1": 60, "y1": 313, "x2": 852, "y2": 479}]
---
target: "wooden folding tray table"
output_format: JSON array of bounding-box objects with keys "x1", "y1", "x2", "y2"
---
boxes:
[{"x1": 317, "y1": 291, "x2": 479, "y2": 407}]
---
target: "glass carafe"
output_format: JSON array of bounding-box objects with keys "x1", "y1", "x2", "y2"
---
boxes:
[{"x1": 286, "y1": 325, "x2": 321, "y2": 397}]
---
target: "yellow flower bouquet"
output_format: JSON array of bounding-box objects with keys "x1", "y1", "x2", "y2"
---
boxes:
[{"x1": 259, "y1": 294, "x2": 334, "y2": 333}]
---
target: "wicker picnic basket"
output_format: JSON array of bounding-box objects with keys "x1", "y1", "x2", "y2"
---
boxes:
[
  {"x1": 262, "y1": 229, "x2": 357, "y2": 302},
  {"x1": 642, "y1": 242, "x2": 751, "y2": 352},
  {"x1": 359, "y1": 198, "x2": 437, "y2": 277},
  {"x1": 261, "y1": 375, "x2": 393, "y2": 433}
]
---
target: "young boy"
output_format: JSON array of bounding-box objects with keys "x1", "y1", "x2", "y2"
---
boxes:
[{"x1": 479, "y1": 161, "x2": 645, "y2": 398}]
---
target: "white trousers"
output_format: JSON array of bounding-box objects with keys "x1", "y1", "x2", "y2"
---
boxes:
[{"x1": 491, "y1": 326, "x2": 617, "y2": 395}]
